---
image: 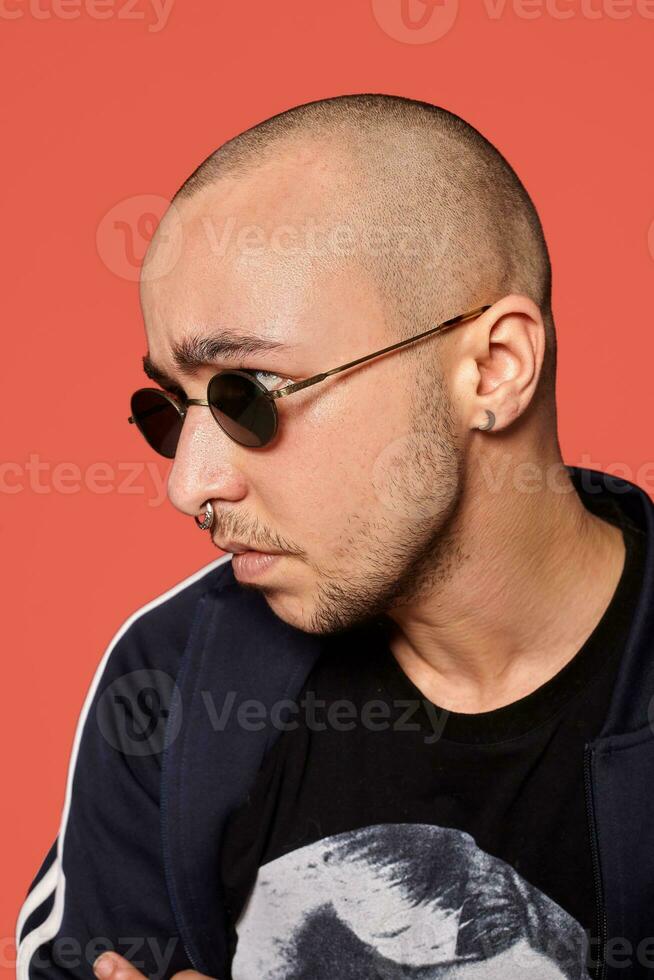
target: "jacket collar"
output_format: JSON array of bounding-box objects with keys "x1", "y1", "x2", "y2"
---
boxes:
[{"x1": 565, "y1": 465, "x2": 654, "y2": 739}]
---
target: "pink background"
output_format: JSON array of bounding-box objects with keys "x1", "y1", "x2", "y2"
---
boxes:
[{"x1": 3, "y1": 0, "x2": 653, "y2": 970}]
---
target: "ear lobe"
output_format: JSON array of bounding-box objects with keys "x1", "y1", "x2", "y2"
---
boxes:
[{"x1": 477, "y1": 410, "x2": 496, "y2": 431}]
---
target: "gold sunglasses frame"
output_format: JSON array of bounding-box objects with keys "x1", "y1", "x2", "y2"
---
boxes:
[{"x1": 128, "y1": 304, "x2": 491, "y2": 449}]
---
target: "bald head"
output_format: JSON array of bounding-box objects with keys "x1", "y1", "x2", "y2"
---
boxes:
[{"x1": 171, "y1": 93, "x2": 555, "y2": 402}]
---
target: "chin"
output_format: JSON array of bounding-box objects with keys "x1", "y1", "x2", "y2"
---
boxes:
[{"x1": 262, "y1": 590, "x2": 317, "y2": 633}]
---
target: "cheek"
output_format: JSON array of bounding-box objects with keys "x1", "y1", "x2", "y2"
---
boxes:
[
  {"x1": 261, "y1": 371, "x2": 417, "y2": 536},
  {"x1": 262, "y1": 393, "x2": 392, "y2": 532}
]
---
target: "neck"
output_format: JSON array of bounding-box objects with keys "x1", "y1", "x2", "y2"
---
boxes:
[{"x1": 385, "y1": 453, "x2": 626, "y2": 714}]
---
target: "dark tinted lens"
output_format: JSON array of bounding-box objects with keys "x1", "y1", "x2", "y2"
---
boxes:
[
  {"x1": 130, "y1": 390, "x2": 183, "y2": 459},
  {"x1": 207, "y1": 372, "x2": 277, "y2": 447}
]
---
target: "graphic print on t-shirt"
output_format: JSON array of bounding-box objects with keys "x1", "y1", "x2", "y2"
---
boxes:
[{"x1": 230, "y1": 822, "x2": 591, "y2": 979}]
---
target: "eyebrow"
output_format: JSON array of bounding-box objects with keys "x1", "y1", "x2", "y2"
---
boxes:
[{"x1": 142, "y1": 330, "x2": 296, "y2": 390}]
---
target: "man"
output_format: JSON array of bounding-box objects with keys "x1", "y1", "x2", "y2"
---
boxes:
[{"x1": 16, "y1": 93, "x2": 654, "y2": 980}]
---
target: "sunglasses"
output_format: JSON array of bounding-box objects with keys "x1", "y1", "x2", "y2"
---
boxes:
[{"x1": 128, "y1": 304, "x2": 491, "y2": 457}]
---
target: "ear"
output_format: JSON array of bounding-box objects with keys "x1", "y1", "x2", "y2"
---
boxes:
[{"x1": 463, "y1": 294, "x2": 546, "y2": 432}]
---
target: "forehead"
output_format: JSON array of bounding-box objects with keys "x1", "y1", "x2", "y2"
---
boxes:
[{"x1": 139, "y1": 159, "x2": 387, "y2": 368}]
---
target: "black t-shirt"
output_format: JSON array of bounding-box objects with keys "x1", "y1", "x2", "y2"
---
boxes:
[{"x1": 219, "y1": 499, "x2": 647, "y2": 980}]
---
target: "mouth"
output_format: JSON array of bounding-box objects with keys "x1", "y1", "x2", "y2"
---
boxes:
[
  {"x1": 214, "y1": 538, "x2": 283, "y2": 556},
  {"x1": 230, "y1": 550, "x2": 283, "y2": 581}
]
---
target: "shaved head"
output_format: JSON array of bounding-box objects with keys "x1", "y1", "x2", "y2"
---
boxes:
[{"x1": 171, "y1": 93, "x2": 555, "y2": 405}]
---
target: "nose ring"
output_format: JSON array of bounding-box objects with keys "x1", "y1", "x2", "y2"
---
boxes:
[{"x1": 195, "y1": 500, "x2": 214, "y2": 531}]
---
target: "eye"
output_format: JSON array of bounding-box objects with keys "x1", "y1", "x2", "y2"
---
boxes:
[{"x1": 245, "y1": 369, "x2": 289, "y2": 391}]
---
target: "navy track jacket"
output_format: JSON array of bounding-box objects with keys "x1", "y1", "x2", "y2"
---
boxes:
[{"x1": 16, "y1": 467, "x2": 654, "y2": 980}]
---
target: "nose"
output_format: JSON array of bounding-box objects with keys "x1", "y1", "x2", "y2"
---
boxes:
[{"x1": 166, "y1": 404, "x2": 248, "y2": 520}]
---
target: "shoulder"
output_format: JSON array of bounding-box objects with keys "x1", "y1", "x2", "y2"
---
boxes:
[
  {"x1": 100, "y1": 552, "x2": 234, "y2": 677},
  {"x1": 61, "y1": 553, "x2": 236, "y2": 770},
  {"x1": 15, "y1": 555, "x2": 236, "y2": 978}
]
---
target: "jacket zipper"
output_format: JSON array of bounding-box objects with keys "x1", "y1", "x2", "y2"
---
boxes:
[
  {"x1": 584, "y1": 743, "x2": 608, "y2": 980},
  {"x1": 183, "y1": 940, "x2": 201, "y2": 973}
]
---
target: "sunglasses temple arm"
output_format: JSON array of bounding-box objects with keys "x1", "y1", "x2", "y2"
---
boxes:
[
  {"x1": 326, "y1": 305, "x2": 492, "y2": 375},
  {"x1": 271, "y1": 304, "x2": 491, "y2": 400}
]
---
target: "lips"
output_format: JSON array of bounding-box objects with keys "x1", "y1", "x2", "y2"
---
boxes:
[
  {"x1": 215, "y1": 539, "x2": 281, "y2": 555},
  {"x1": 216, "y1": 541, "x2": 255, "y2": 554}
]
